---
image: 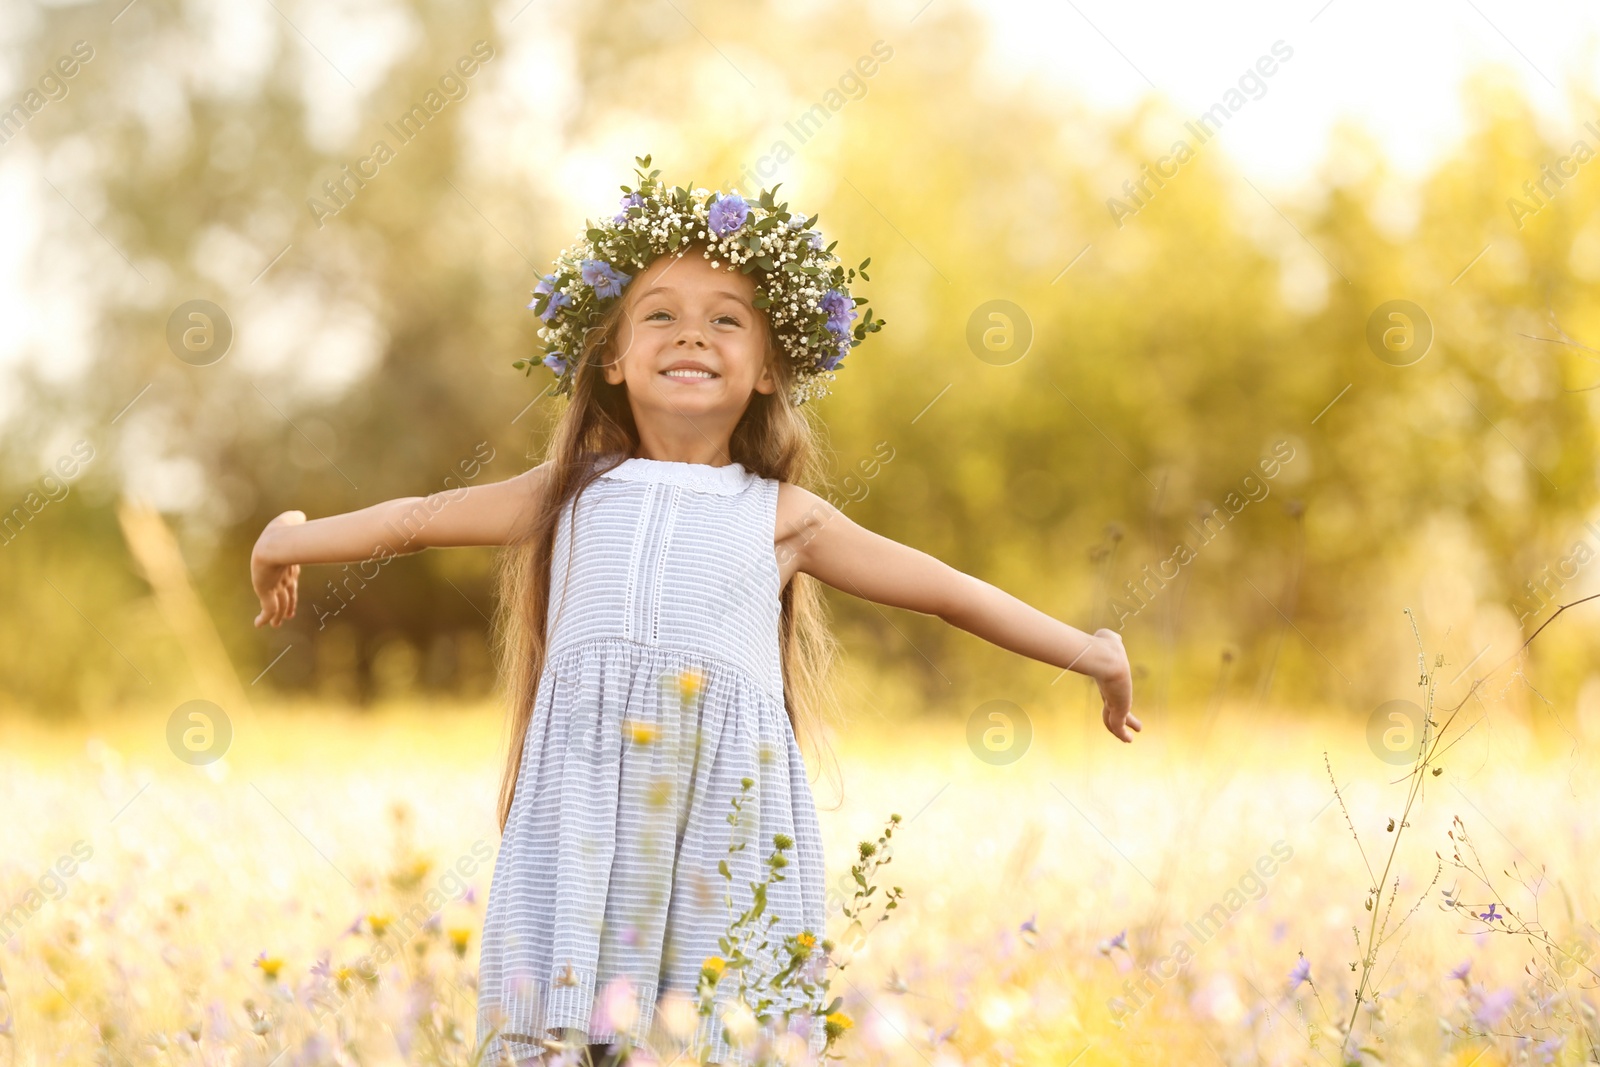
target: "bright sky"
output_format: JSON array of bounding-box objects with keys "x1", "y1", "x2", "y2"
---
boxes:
[{"x1": 972, "y1": 0, "x2": 1600, "y2": 190}]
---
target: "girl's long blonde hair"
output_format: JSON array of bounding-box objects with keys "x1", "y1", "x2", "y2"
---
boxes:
[{"x1": 490, "y1": 246, "x2": 844, "y2": 835}]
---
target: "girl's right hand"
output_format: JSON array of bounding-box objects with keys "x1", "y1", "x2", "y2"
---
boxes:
[{"x1": 252, "y1": 510, "x2": 306, "y2": 628}]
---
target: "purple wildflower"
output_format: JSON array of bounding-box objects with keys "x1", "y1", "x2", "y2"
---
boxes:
[
  {"x1": 820, "y1": 289, "x2": 856, "y2": 336},
  {"x1": 1476, "y1": 903, "x2": 1502, "y2": 923},
  {"x1": 1447, "y1": 959, "x2": 1472, "y2": 982},
  {"x1": 1288, "y1": 957, "x2": 1310, "y2": 989},
  {"x1": 539, "y1": 290, "x2": 572, "y2": 322},
  {"x1": 464, "y1": 886, "x2": 477, "y2": 905},
  {"x1": 580, "y1": 258, "x2": 630, "y2": 300},
  {"x1": 543, "y1": 352, "x2": 568, "y2": 375},
  {"x1": 612, "y1": 192, "x2": 644, "y2": 225},
  {"x1": 707, "y1": 193, "x2": 750, "y2": 236},
  {"x1": 1474, "y1": 986, "x2": 1516, "y2": 1028},
  {"x1": 1535, "y1": 1036, "x2": 1564, "y2": 1064}
]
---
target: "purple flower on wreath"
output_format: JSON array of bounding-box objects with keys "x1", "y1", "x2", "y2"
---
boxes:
[
  {"x1": 820, "y1": 289, "x2": 856, "y2": 336},
  {"x1": 580, "y1": 258, "x2": 631, "y2": 300},
  {"x1": 707, "y1": 193, "x2": 750, "y2": 236},
  {"x1": 1288, "y1": 957, "x2": 1310, "y2": 989},
  {"x1": 1476, "y1": 903, "x2": 1502, "y2": 923},
  {"x1": 612, "y1": 191, "x2": 644, "y2": 225},
  {"x1": 542, "y1": 352, "x2": 568, "y2": 375},
  {"x1": 819, "y1": 341, "x2": 848, "y2": 372},
  {"x1": 807, "y1": 231, "x2": 823, "y2": 251},
  {"x1": 538, "y1": 289, "x2": 572, "y2": 322}
]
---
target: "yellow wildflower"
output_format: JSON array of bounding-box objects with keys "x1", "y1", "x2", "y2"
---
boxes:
[
  {"x1": 367, "y1": 914, "x2": 392, "y2": 937},
  {"x1": 253, "y1": 954, "x2": 284, "y2": 981},
  {"x1": 700, "y1": 956, "x2": 726, "y2": 984},
  {"x1": 824, "y1": 1011, "x2": 854, "y2": 1039},
  {"x1": 796, "y1": 931, "x2": 816, "y2": 952},
  {"x1": 448, "y1": 927, "x2": 472, "y2": 957},
  {"x1": 626, "y1": 719, "x2": 659, "y2": 745},
  {"x1": 675, "y1": 668, "x2": 706, "y2": 703}
]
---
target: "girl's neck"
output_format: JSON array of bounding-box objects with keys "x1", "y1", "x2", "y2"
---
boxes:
[{"x1": 629, "y1": 436, "x2": 735, "y2": 468}]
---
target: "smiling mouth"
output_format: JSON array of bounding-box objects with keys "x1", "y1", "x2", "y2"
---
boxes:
[{"x1": 661, "y1": 368, "x2": 719, "y2": 380}]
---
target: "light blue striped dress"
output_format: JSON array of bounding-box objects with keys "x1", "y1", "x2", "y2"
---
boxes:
[{"x1": 476, "y1": 454, "x2": 829, "y2": 1066}]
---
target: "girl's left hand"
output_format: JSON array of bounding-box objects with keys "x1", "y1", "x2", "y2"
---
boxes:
[{"x1": 1093, "y1": 629, "x2": 1141, "y2": 743}]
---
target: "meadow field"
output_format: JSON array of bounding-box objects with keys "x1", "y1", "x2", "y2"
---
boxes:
[{"x1": 3, "y1": 678, "x2": 1596, "y2": 1067}]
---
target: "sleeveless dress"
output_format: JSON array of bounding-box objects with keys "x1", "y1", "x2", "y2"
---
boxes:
[{"x1": 476, "y1": 454, "x2": 829, "y2": 1067}]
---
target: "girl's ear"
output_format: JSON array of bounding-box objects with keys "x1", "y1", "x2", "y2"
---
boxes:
[{"x1": 752, "y1": 357, "x2": 777, "y2": 396}]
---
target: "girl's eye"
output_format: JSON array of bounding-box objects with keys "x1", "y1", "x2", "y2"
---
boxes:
[
  {"x1": 645, "y1": 310, "x2": 670, "y2": 321},
  {"x1": 644, "y1": 310, "x2": 742, "y2": 326},
  {"x1": 716, "y1": 315, "x2": 742, "y2": 326}
]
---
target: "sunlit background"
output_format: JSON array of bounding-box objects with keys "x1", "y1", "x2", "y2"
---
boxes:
[{"x1": 3, "y1": 0, "x2": 1600, "y2": 1064}]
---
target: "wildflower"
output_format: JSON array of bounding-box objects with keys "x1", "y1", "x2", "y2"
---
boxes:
[
  {"x1": 772, "y1": 832, "x2": 794, "y2": 851},
  {"x1": 796, "y1": 931, "x2": 816, "y2": 953},
  {"x1": 1288, "y1": 956, "x2": 1310, "y2": 989},
  {"x1": 700, "y1": 956, "x2": 726, "y2": 985},
  {"x1": 253, "y1": 953, "x2": 284, "y2": 982},
  {"x1": 310, "y1": 952, "x2": 333, "y2": 979},
  {"x1": 543, "y1": 352, "x2": 569, "y2": 375},
  {"x1": 824, "y1": 1011, "x2": 854, "y2": 1039},
  {"x1": 1019, "y1": 913, "x2": 1038, "y2": 948},
  {"x1": 596, "y1": 975, "x2": 638, "y2": 1036},
  {"x1": 1096, "y1": 927, "x2": 1128, "y2": 955},
  {"x1": 1475, "y1": 986, "x2": 1516, "y2": 1028},
  {"x1": 341, "y1": 913, "x2": 365, "y2": 937},
  {"x1": 625, "y1": 719, "x2": 658, "y2": 745},
  {"x1": 580, "y1": 258, "x2": 631, "y2": 299},
  {"x1": 539, "y1": 289, "x2": 572, "y2": 322},
  {"x1": 1447, "y1": 959, "x2": 1472, "y2": 982},
  {"x1": 675, "y1": 668, "x2": 705, "y2": 702},
  {"x1": 707, "y1": 193, "x2": 750, "y2": 236},
  {"x1": 368, "y1": 914, "x2": 392, "y2": 937},
  {"x1": 1476, "y1": 903, "x2": 1503, "y2": 923},
  {"x1": 530, "y1": 273, "x2": 558, "y2": 301},
  {"x1": 448, "y1": 927, "x2": 472, "y2": 957},
  {"x1": 612, "y1": 192, "x2": 644, "y2": 225}
]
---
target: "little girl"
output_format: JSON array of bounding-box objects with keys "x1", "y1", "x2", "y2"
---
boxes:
[{"x1": 250, "y1": 157, "x2": 1139, "y2": 1067}]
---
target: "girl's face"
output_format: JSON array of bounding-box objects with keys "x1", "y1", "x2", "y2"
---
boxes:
[{"x1": 603, "y1": 249, "x2": 778, "y2": 417}]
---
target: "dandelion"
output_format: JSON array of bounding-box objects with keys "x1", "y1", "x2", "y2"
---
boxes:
[
  {"x1": 625, "y1": 719, "x2": 658, "y2": 745},
  {"x1": 367, "y1": 914, "x2": 392, "y2": 937},
  {"x1": 448, "y1": 927, "x2": 472, "y2": 958},
  {"x1": 700, "y1": 956, "x2": 726, "y2": 985},
  {"x1": 824, "y1": 1011, "x2": 854, "y2": 1040},
  {"x1": 252, "y1": 953, "x2": 284, "y2": 982}
]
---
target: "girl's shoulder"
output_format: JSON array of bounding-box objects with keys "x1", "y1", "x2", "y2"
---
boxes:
[{"x1": 774, "y1": 479, "x2": 842, "y2": 530}]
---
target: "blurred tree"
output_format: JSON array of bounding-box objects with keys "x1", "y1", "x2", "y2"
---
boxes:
[{"x1": 2, "y1": 0, "x2": 1597, "y2": 725}]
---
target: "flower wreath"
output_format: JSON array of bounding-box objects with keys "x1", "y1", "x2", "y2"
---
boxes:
[{"x1": 514, "y1": 155, "x2": 886, "y2": 406}]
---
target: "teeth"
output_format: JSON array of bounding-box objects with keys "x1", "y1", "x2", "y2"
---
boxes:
[{"x1": 663, "y1": 369, "x2": 716, "y2": 379}]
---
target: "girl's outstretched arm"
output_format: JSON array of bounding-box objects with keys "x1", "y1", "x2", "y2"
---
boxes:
[
  {"x1": 250, "y1": 462, "x2": 550, "y2": 629},
  {"x1": 778, "y1": 482, "x2": 1140, "y2": 742}
]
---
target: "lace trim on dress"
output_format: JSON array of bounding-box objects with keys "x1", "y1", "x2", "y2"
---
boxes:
[{"x1": 596, "y1": 455, "x2": 754, "y2": 495}]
